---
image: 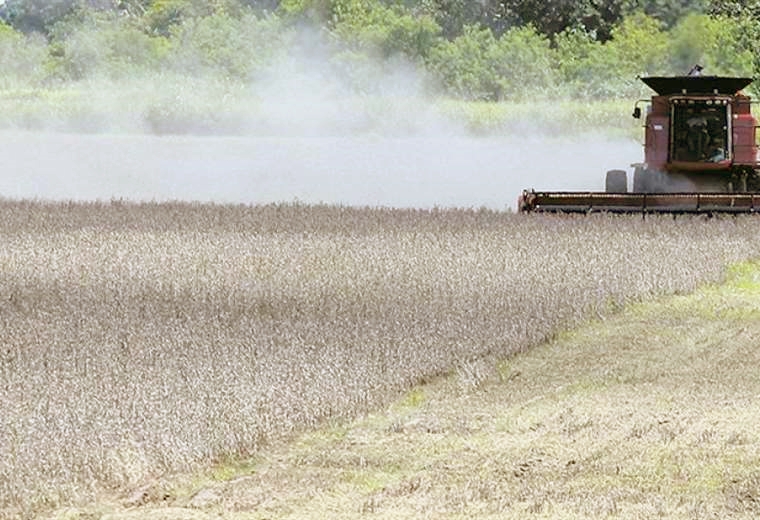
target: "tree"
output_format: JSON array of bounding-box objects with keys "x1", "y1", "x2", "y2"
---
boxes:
[
  {"x1": 605, "y1": 11, "x2": 669, "y2": 77},
  {"x1": 426, "y1": 25, "x2": 500, "y2": 100},
  {"x1": 419, "y1": 0, "x2": 710, "y2": 42},
  {"x1": 167, "y1": 10, "x2": 287, "y2": 79},
  {"x1": 415, "y1": 0, "x2": 486, "y2": 40},
  {"x1": 623, "y1": 0, "x2": 709, "y2": 28},
  {"x1": 47, "y1": 9, "x2": 168, "y2": 79},
  {"x1": 116, "y1": 0, "x2": 153, "y2": 16},
  {"x1": 142, "y1": 0, "x2": 247, "y2": 36},
  {"x1": 330, "y1": 0, "x2": 441, "y2": 60},
  {"x1": 668, "y1": 13, "x2": 753, "y2": 76},
  {"x1": 554, "y1": 12, "x2": 670, "y2": 98},
  {"x1": 0, "y1": 0, "x2": 79, "y2": 34},
  {"x1": 490, "y1": 25, "x2": 557, "y2": 99},
  {"x1": 554, "y1": 26, "x2": 610, "y2": 97},
  {"x1": 489, "y1": 0, "x2": 626, "y2": 41},
  {"x1": 0, "y1": 0, "x2": 129, "y2": 35},
  {"x1": 0, "y1": 19, "x2": 48, "y2": 87},
  {"x1": 239, "y1": 0, "x2": 281, "y2": 13},
  {"x1": 707, "y1": 0, "x2": 760, "y2": 18},
  {"x1": 707, "y1": 1, "x2": 760, "y2": 94}
]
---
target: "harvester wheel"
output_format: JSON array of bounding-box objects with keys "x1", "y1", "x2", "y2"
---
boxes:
[
  {"x1": 633, "y1": 167, "x2": 649, "y2": 192},
  {"x1": 605, "y1": 169, "x2": 628, "y2": 193}
]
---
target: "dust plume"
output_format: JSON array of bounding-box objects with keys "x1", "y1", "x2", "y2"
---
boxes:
[{"x1": 0, "y1": 25, "x2": 642, "y2": 209}]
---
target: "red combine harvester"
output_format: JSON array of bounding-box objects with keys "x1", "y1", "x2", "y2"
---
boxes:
[{"x1": 519, "y1": 71, "x2": 760, "y2": 214}]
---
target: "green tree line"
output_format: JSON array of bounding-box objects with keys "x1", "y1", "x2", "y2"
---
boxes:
[{"x1": 0, "y1": 0, "x2": 758, "y2": 99}]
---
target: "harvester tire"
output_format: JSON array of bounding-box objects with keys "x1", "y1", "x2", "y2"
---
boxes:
[
  {"x1": 633, "y1": 167, "x2": 649, "y2": 192},
  {"x1": 605, "y1": 169, "x2": 628, "y2": 193}
]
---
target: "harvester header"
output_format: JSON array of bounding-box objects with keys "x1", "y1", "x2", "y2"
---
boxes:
[{"x1": 520, "y1": 69, "x2": 760, "y2": 214}]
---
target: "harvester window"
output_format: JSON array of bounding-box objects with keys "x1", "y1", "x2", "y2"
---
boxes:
[{"x1": 671, "y1": 101, "x2": 729, "y2": 163}]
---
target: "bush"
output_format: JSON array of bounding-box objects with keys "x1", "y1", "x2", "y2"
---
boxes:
[
  {"x1": 428, "y1": 24, "x2": 557, "y2": 101},
  {"x1": 490, "y1": 25, "x2": 557, "y2": 100},
  {"x1": 553, "y1": 12, "x2": 670, "y2": 99},
  {"x1": 604, "y1": 12, "x2": 669, "y2": 86},
  {"x1": 554, "y1": 27, "x2": 613, "y2": 98},
  {"x1": 426, "y1": 25, "x2": 500, "y2": 100},
  {"x1": 667, "y1": 13, "x2": 754, "y2": 77},
  {"x1": 330, "y1": 1, "x2": 442, "y2": 61},
  {"x1": 4, "y1": 2, "x2": 760, "y2": 107},
  {"x1": 142, "y1": 0, "x2": 247, "y2": 36},
  {"x1": 166, "y1": 11, "x2": 288, "y2": 80},
  {"x1": 0, "y1": 21, "x2": 48, "y2": 88},
  {"x1": 48, "y1": 12, "x2": 168, "y2": 80}
]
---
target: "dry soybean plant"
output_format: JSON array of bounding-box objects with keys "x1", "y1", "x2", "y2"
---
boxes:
[{"x1": 1, "y1": 199, "x2": 759, "y2": 516}]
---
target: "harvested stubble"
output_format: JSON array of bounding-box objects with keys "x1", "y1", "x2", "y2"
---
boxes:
[{"x1": 1, "y1": 199, "x2": 759, "y2": 516}]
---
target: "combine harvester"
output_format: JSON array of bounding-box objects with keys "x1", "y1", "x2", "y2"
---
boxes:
[{"x1": 519, "y1": 69, "x2": 760, "y2": 214}]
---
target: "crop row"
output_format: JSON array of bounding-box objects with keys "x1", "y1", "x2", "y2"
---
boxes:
[{"x1": 1, "y1": 200, "x2": 759, "y2": 516}]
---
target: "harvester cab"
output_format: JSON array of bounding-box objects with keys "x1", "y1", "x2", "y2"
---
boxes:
[{"x1": 519, "y1": 70, "x2": 760, "y2": 214}]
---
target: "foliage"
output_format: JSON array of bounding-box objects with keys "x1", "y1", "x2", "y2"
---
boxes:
[
  {"x1": 426, "y1": 25, "x2": 558, "y2": 101},
  {"x1": 0, "y1": 0, "x2": 716, "y2": 41},
  {"x1": 47, "y1": 11, "x2": 168, "y2": 80},
  {"x1": 416, "y1": 0, "x2": 486, "y2": 40},
  {"x1": 553, "y1": 27, "x2": 613, "y2": 97},
  {"x1": 0, "y1": 0, "x2": 79, "y2": 34},
  {"x1": 166, "y1": 10, "x2": 288, "y2": 80},
  {"x1": 427, "y1": 13, "x2": 673, "y2": 101},
  {"x1": 605, "y1": 12, "x2": 670, "y2": 78},
  {"x1": 494, "y1": 0, "x2": 625, "y2": 41},
  {"x1": 549, "y1": 11, "x2": 675, "y2": 98},
  {"x1": 0, "y1": 20, "x2": 48, "y2": 88},
  {"x1": 0, "y1": 0, "x2": 759, "y2": 103},
  {"x1": 667, "y1": 13, "x2": 753, "y2": 76},
  {"x1": 708, "y1": 0, "x2": 760, "y2": 17},
  {"x1": 141, "y1": 0, "x2": 247, "y2": 36},
  {"x1": 707, "y1": 0, "x2": 760, "y2": 89},
  {"x1": 278, "y1": 0, "x2": 335, "y2": 24},
  {"x1": 438, "y1": 99, "x2": 635, "y2": 137},
  {"x1": 453, "y1": 0, "x2": 708, "y2": 42},
  {"x1": 425, "y1": 26, "x2": 499, "y2": 100},
  {"x1": 624, "y1": 0, "x2": 710, "y2": 28},
  {"x1": 281, "y1": 0, "x2": 442, "y2": 62},
  {"x1": 489, "y1": 25, "x2": 557, "y2": 99}
]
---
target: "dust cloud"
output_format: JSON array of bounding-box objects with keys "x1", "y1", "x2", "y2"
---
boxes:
[
  {"x1": 0, "y1": 132, "x2": 640, "y2": 210},
  {"x1": 0, "y1": 33, "x2": 642, "y2": 210}
]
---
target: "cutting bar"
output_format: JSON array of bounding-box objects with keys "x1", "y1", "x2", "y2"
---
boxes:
[{"x1": 518, "y1": 190, "x2": 760, "y2": 214}]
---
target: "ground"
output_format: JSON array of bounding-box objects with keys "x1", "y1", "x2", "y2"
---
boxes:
[{"x1": 48, "y1": 263, "x2": 760, "y2": 520}]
